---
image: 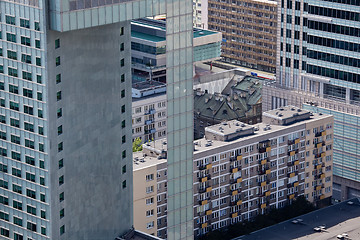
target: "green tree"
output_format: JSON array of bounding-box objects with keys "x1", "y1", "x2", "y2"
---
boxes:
[{"x1": 132, "y1": 137, "x2": 143, "y2": 152}]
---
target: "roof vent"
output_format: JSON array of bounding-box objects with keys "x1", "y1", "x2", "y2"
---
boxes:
[
  {"x1": 319, "y1": 112, "x2": 323, "y2": 115},
  {"x1": 241, "y1": 123, "x2": 245, "y2": 127},
  {"x1": 279, "y1": 107, "x2": 284, "y2": 111},
  {"x1": 236, "y1": 128, "x2": 242, "y2": 132},
  {"x1": 297, "y1": 109, "x2": 302, "y2": 112},
  {"x1": 278, "y1": 113, "x2": 283, "y2": 117},
  {"x1": 254, "y1": 127, "x2": 259, "y2": 131},
  {"x1": 291, "y1": 107, "x2": 295, "y2": 111}
]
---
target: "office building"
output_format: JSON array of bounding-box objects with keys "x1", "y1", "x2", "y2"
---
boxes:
[
  {"x1": 0, "y1": 0, "x2": 194, "y2": 239},
  {"x1": 266, "y1": 0, "x2": 360, "y2": 201},
  {"x1": 132, "y1": 81, "x2": 167, "y2": 142},
  {"x1": 208, "y1": 0, "x2": 277, "y2": 72},
  {"x1": 131, "y1": 18, "x2": 221, "y2": 82},
  {"x1": 133, "y1": 106, "x2": 333, "y2": 237}
]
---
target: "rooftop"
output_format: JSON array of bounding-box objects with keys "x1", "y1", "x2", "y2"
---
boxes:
[
  {"x1": 133, "y1": 147, "x2": 167, "y2": 171},
  {"x1": 235, "y1": 198, "x2": 360, "y2": 240},
  {"x1": 131, "y1": 18, "x2": 220, "y2": 43},
  {"x1": 263, "y1": 105, "x2": 311, "y2": 121},
  {"x1": 137, "y1": 107, "x2": 331, "y2": 155},
  {"x1": 132, "y1": 80, "x2": 166, "y2": 91}
]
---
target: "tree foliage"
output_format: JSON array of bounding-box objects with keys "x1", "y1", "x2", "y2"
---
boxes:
[{"x1": 132, "y1": 137, "x2": 143, "y2": 152}]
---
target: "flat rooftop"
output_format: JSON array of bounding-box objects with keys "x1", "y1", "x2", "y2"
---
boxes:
[
  {"x1": 205, "y1": 120, "x2": 254, "y2": 137},
  {"x1": 236, "y1": 199, "x2": 360, "y2": 240},
  {"x1": 132, "y1": 80, "x2": 166, "y2": 91},
  {"x1": 133, "y1": 146, "x2": 167, "y2": 171},
  {"x1": 263, "y1": 105, "x2": 311, "y2": 121}
]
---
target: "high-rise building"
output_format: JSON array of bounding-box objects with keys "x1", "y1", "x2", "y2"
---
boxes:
[
  {"x1": 133, "y1": 106, "x2": 334, "y2": 237},
  {"x1": 264, "y1": 0, "x2": 360, "y2": 201},
  {"x1": 207, "y1": 0, "x2": 277, "y2": 72},
  {"x1": 0, "y1": 0, "x2": 194, "y2": 239}
]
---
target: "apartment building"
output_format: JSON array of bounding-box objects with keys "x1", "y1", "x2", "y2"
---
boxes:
[
  {"x1": 193, "y1": 0, "x2": 209, "y2": 29},
  {"x1": 133, "y1": 106, "x2": 333, "y2": 237},
  {"x1": 0, "y1": 0, "x2": 194, "y2": 238},
  {"x1": 208, "y1": 0, "x2": 277, "y2": 72},
  {"x1": 265, "y1": 0, "x2": 360, "y2": 201},
  {"x1": 132, "y1": 81, "x2": 167, "y2": 142}
]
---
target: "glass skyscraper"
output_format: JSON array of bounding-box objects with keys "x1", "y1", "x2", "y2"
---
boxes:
[
  {"x1": 263, "y1": 0, "x2": 360, "y2": 200},
  {"x1": 0, "y1": 0, "x2": 193, "y2": 239}
]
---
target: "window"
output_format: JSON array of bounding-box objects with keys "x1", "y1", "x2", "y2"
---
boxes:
[
  {"x1": 0, "y1": 180, "x2": 8, "y2": 189},
  {"x1": 59, "y1": 175, "x2": 64, "y2": 185},
  {"x1": 10, "y1": 118, "x2": 20, "y2": 128},
  {"x1": 24, "y1": 105, "x2": 34, "y2": 115},
  {"x1": 122, "y1": 180, "x2": 126, "y2": 189},
  {"x1": 37, "y1": 75, "x2": 42, "y2": 83},
  {"x1": 146, "y1": 186, "x2": 154, "y2": 193},
  {"x1": 121, "y1": 105, "x2": 125, "y2": 113},
  {"x1": 0, "y1": 115, "x2": 4, "y2": 124},
  {"x1": 36, "y1": 57, "x2": 41, "y2": 66},
  {"x1": 56, "y1": 74, "x2": 61, "y2": 84},
  {"x1": 13, "y1": 184, "x2": 22, "y2": 194},
  {"x1": 60, "y1": 208, "x2": 64, "y2": 218},
  {"x1": 12, "y1": 168, "x2": 21, "y2": 177},
  {"x1": 11, "y1": 135, "x2": 20, "y2": 144},
  {"x1": 13, "y1": 217, "x2": 23, "y2": 227},
  {"x1": 35, "y1": 39, "x2": 41, "y2": 49},
  {"x1": 27, "y1": 205, "x2": 36, "y2": 215},
  {"x1": 7, "y1": 50, "x2": 17, "y2": 60},
  {"x1": 7, "y1": 33, "x2": 16, "y2": 43},
  {"x1": 120, "y1": 27, "x2": 124, "y2": 35},
  {"x1": 0, "y1": 228, "x2": 9, "y2": 237},
  {"x1": 41, "y1": 226, "x2": 46, "y2": 236},
  {"x1": 38, "y1": 126, "x2": 44, "y2": 135},
  {"x1": 10, "y1": 101, "x2": 19, "y2": 111},
  {"x1": 0, "y1": 211, "x2": 9, "y2": 221},
  {"x1": 25, "y1": 139, "x2": 35, "y2": 149},
  {"x1": 20, "y1": 18, "x2": 30, "y2": 28},
  {"x1": 11, "y1": 151, "x2": 21, "y2": 161},
  {"x1": 59, "y1": 159, "x2": 64, "y2": 169},
  {"x1": 146, "y1": 174, "x2": 154, "y2": 181},
  {"x1": 39, "y1": 160, "x2": 45, "y2": 169},
  {"x1": 40, "y1": 193, "x2": 46, "y2": 202},
  {"x1": 8, "y1": 67, "x2": 18, "y2": 77},
  {"x1": 37, "y1": 92, "x2": 43, "y2": 101},
  {"x1": 59, "y1": 192, "x2": 64, "y2": 202},
  {"x1": 26, "y1": 189, "x2": 36, "y2": 199},
  {"x1": 35, "y1": 22, "x2": 40, "y2": 31},
  {"x1": 121, "y1": 120, "x2": 125, "y2": 128},
  {"x1": 21, "y1": 54, "x2": 31, "y2": 63},
  {"x1": 121, "y1": 90, "x2": 125, "y2": 98},
  {"x1": 122, "y1": 165, "x2": 126, "y2": 173},
  {"x1": 26, "y1": 172, "x2": 35, "y2": 182},
  {"x1": 122, "y1": 150, "x2": 126, "y2": 159},
  {"x1": 146, "y1": 209, "x2": 154, "y2": 217},
  {"x1": 56, "y1": 56, "x2": 61, "y2": 66},
  {"x1": 25, "y1": 156, "x2": 35, "y2": 166},
  {"x1": 38, "y1": 109, "x2": 43, "y2": 118},
  {"x1": 55, "y1": 39, "x2": 60, "y2": 49},
  {"x1": 146, "y1": 221, "x2": 154, "y2": 229},
  {"x1": 146, "y1": 198, "x2": 154, "y2": 205},
  {"x1": 27, "y1": 222, "x2": 37, "y2": 232},
  {"x1": 120, "y1": 58, "x2": 125, "y2": 67},
  {"x1": 120, "y1": 43, "x2": 124, "y2": 51},
  {"x1": 6, "y1": 16, "x2": 15, "y2": 25},
  {"x1": 60, "y1": 225, "x2": 65, "y2": 235},
  {"x1": 0, "y1": 163, "x2": 7, "y2": 173},
  {"x1": 13, "y1": 200, "x2": 22, "y2": 210},
  {"x1": 57, "y1": 91, "x2": 62, "y2": 101},
  {"x1": 58, "y1": 125, "x2": 63, "y2": 135},
  {"x1": 21, "y1": 36, "x2": 31, "y2": 46},
  {"x1": 122, "y1": 135, "x2": 126, "y2": 143},
  {"x1": 121, "y1": 74, "x2": 125, "y2": 82},
  {"x1": 40, "y1": 177, "x2": 45, "y2": 186},
  {"x1": 23, "y1": 88, "x2": 33, "y2": 98},
  {"x1": 57, "y1": 108, "x2": 62, "y2": 118},
  {"x1": 9, "y1": 84, "x2": 18, "y2": 94},
  {"x1": 58, "y1": 142, "x2": 63, "y2": 152},
  {"x1": 39, "y1": 143, "x2": 44, "y2": 151}
]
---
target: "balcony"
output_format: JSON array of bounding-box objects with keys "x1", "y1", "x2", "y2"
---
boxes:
[
  {"x1": 145, "y1": 119, "x2": 154, "y2": 125},
  {"x1": 259, "y1": 146, "x2": 271, "y2": 153},
  {"x1": 145, "y1": 109, "x2": 156, "y2": 115},
  {"x1": 315, "y1": 130, "x2": 326, "y2": 138},
  {"x1": 145, "y1": 128, "x2": 156, "y2": 134},
  {"x1": 230, "y1": 177, "x2": 242, "y2": 184},
  {"x1": 198, "y1": 175, "x2": 211, "y2": 183},
  {"x1": 199, "y1": 163, "x2": 212, "y2": 171},
  {"x1": 199, "y1": 186, "x2": 211, "y2": 193},
  {"x1": 230, "y1": 155, "x2": 242, "y2": 162},
  {"x1": 230, "y1": 166, "x2": 240, "y2": 173}
]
